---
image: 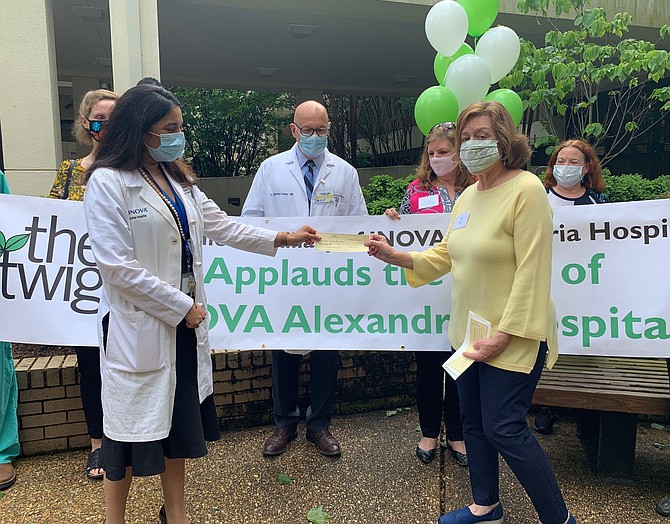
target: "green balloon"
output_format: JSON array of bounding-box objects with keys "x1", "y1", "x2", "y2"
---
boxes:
[
  {"x1": 457, "y1": 0, "x2": 499, "y2": 37},
  {"x1": 414, "y1": 86, "x2": 460, "y2": 136},
  {"x1": 485, "y1": 89, "x2": 524, "y2": 126},
  {"x1": 433, "y1": 44, "x2": 475, "y2": 86}
]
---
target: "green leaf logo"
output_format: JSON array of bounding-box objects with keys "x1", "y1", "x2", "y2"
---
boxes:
[{"x1": 0, "y1": 230, "x2": 31, "y2": 257}]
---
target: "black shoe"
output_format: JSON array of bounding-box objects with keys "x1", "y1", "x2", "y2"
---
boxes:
[
  {"x1": 159, "y1": 504, "x2": 168, "y2": 524},
  {"x1": 446, "y1": 444, "x2": 468, "y2": 467},
  {"x1": 415, "y1": 445, "x2": 436, "y2": 464},
  {"x1": 534, "y1": 407, "x2": 556, "y2": 435},
  {"x1": 657, "y1": 495, "x2": 670, "y2": 517},
  {"x1": 85, "y1": 448, "x2": 104, "y2": 480}
]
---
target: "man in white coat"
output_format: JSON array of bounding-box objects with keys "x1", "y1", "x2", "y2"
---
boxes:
[{"x1": 242, "y1": 100, "x2": 368, "y2": 456}]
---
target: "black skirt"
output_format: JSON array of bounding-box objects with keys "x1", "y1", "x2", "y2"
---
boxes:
[{"x1": 102, "y1": 320, "x2": 221, "y2": 481}]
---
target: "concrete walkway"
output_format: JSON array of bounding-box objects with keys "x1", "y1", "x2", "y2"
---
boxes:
[{"x1": 1, "y1": 408, "x2": 670, "y2": 523}]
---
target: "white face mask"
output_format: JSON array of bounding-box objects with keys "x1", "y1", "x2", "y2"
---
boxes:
[
  {"x1": 553, "y1": 165, "x2": 583, "y2": 188},
  {"x1": 430, "y1": 154, "x2": 457, "y2": 178},
  {"x1": 459, "y1": 140, "x2": 500, "y2": 173}
]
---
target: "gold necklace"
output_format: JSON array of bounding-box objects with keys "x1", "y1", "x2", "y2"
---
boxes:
[{"x1": 138, "y1": 166, "x2": 187, "y2": 242}]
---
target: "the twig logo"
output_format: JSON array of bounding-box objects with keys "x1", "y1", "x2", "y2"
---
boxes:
[
  {"x1": 1, "y1": 216, "x2": 101, "y2": 314},
  {"x1": 0, "y1": 230, "x2": 30, "y2": 257}
]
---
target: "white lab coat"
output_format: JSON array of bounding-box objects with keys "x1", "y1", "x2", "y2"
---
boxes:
[
  {"x1": 83, "y1": 167, "x2": 277, "y2": 442},
  {"x1": 242, "y1": 144, "x2": 368, "y2": 355},
  {"x1": 241, "y1": 144, "x2": 368, "y2": 217}
]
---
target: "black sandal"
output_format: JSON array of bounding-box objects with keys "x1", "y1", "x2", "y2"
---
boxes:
[
  {"x1": 86, "y1": 448, "x2": 104, "y2": 480},
  {"x1": 159, "y1": 504, "x2": 168, "y2": 524}
]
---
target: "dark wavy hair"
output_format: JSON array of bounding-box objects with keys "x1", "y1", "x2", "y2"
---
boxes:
[
  {"x1": 545, "y1": 139, "x2": 605, "y2": 192},
  {"x1": 84, "y1": 84, "x2": 195, "y2": 186},
  {"x1": 415, "y1": 123, "x2": 473, "y2": 192}
]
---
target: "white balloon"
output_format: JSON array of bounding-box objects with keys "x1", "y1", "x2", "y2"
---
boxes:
[
  {"x1": 424, "y1": 0, "x2": 469, "y2": 57},
  {"x1": 444, "y1": 55, "x2": 492, "y2": 112},
  {"x1": 475, "y1": 26, "x2": 521, "y2": 84}
]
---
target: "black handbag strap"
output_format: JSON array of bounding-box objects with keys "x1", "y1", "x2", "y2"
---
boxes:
[{"x1": 61, "y1": 159, "x2": 76, "y2": 200}]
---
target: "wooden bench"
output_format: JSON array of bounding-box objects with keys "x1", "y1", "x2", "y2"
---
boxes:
[{"x1": 532, "y1": 355, "x2": 670, "y2": 478}]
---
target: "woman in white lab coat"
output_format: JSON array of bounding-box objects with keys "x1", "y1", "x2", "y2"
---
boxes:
[{"x1": 83, "y1": 84, "x2": 318, "y2": 524}]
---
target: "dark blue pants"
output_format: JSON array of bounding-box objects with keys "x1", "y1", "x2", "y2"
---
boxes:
[
  {"x1": 457, "y1": 343, "x2": 568, "y2": 524},
  {"x1": 271, "y1": 350, "x2": 339, "y2": 432},
  {"x1": 415, "y1": 350, "x2": 463, "y2": 441}
]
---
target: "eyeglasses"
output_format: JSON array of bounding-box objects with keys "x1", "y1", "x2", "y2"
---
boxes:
[
  {"x1": 431, "y1": 121, "x2": 456, "y2": 132},
  {"x1": 292, "y1": 122, "x2": 330, "y2": 138}
]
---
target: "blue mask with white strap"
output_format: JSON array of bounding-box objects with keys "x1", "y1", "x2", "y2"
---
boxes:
[{"x1": 145, "y1": 131, "x2": 185, "y2": 162}]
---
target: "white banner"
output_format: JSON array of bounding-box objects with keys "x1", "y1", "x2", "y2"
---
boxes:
[{"x1": 1, "y1": 194, "x2": 669, "y2": 357}]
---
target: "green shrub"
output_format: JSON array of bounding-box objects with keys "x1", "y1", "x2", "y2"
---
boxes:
[
  {"x1": 602, "y1": 173, "x2": 664, "y2": 202},
  {"x1": 362, "y1": 174, "x2": 415, "y2": 215},
  {"x1": 363, "y1": 172, "x2": 670, "y2": 212},
  {"x1": 650, "y1": 175, "x2": 670, "y2": 199}
]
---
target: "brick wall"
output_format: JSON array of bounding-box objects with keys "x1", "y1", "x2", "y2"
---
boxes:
[{"x1": 15, "y1": 350, "x2": 417, "y2": 456}]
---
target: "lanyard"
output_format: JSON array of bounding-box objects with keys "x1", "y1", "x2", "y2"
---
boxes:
[{"x1": 138, "y1": 166, "x2": 193, "y2": 270}]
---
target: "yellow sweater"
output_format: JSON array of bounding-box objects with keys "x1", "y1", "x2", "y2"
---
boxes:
[{"x1": 406, "y1": 170, "x2": 558, "y2": 373}]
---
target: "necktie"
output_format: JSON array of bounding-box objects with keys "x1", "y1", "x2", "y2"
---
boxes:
[{"x1": 304, "y1": 160, "x2": 315, "y2": 202}]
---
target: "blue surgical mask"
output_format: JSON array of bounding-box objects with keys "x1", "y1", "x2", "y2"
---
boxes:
[
  {"x1": 298, "y1": 135, "x2": 328, "y2": 158},
  {"x1": 145, "y1": 131, "x2": 185, "y2": 162},
  {"x1": 553, "y1": 165, "x2": 584, "y2": 188}
]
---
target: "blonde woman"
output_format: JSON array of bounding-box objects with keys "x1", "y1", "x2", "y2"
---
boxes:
[{"x1": 49, "y1": 88, "x2": 119, "y2": 480}]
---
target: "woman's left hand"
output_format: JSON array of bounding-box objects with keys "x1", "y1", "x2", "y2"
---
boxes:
[
  {"x1": 463, "y1": 331, "x2": 513, "y2": 362},
  {"x1": 289, "y1": 225, "x2": 320, "y2": 247}
]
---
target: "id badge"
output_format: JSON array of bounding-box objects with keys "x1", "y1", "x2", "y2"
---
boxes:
[
  {"x1": 453, "y1": 211, "x2": 470, "y2": 230},
  {"x1": 418, "y1": 194, "x2": 439, "y2": 210},
  {"x1": 181, "y1": 272, "x2": 196, "y2": 298},
  {"x1": 314, "y1": 191, "x2": 336, "y2": 204}
]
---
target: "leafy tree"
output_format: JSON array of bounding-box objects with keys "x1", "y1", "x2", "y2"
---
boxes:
[
  {"x1": 325, "y1": 94, "x2": 357, "y2": 164},
  {"x1": 357, "y1": 96, "x2": 419, "y2": 167},
  {"x1": 325, "y1": 95, "x2": 421, "y2": 168},
  {"x1": 502, "y1": 0, "x2": 670, "y2": 164},
  {"x1": 172, "y1": 88, "x2": 295, "y2": 177}
]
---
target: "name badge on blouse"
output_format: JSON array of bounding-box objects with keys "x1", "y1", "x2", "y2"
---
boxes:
[
  {"x1": 418, "y1": 194, "x2": 439, "y2": 210},
  {"x1": 453, "y1": 211, "x2": 470, "y2": 230},
  {"x1": 181, "y1": 272, "x2": 196, "y2": 298}
]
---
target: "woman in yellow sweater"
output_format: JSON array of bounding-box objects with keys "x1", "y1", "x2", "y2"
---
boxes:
[{"x1": 365, "y1": 101, "x2": 575, "y2": 524}]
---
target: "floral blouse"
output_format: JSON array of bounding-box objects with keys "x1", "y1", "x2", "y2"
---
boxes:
[{"x1": 49, "y1": 158, "x2": 87, "y2": 201}]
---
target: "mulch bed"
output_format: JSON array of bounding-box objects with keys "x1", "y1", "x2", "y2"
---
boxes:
[{"x1": 11, "y1": 344, "x2": 75, "y2": 359}]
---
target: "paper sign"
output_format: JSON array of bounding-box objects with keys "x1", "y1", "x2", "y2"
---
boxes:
[
  {"x1": 443, "y1": 311, "x2": 491, "y2": 380},
  {"x1": 315, "y1": 233, "x2": 369, "y2": 252}
]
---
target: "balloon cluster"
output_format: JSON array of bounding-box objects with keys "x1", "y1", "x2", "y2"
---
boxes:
[{"x1": 415, "y1": 0, "x2": 523, "y2": 136}]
